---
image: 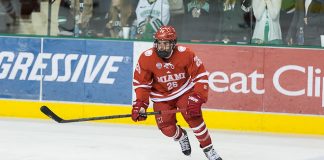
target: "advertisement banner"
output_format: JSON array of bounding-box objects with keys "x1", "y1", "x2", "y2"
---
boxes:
[
  {"x1": 263, "y1": 48, "x2": 324, "y2": 114},
  {"x1": 185, "y1": 44, "x2": 324, "y2": 115},
  {"x1": 0, "y1": 37, "x2": 41, "y2": 100},
  {"x1": 0, "y1": 37, "x2": 133, "y2": 105},
  {"x1": 42, "y1": 39, "x2": 133, "y2": 104}
]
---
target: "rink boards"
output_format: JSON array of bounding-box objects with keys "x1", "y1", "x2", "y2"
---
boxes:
[
  {"x1": 1, "y1": 36, "x2": 324, "y2": 135},
  {"x1": 1, "y1": 99, "x2": 324, "y2": 135}
]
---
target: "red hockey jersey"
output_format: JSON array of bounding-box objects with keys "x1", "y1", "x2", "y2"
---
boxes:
[{"x1": 133, "y1": 45, "x2": 209, "y2": 104}]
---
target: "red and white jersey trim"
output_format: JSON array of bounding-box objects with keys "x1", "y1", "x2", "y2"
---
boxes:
[
  {"x1": 192, "y1": 71, "x2": 209, "y2": 82},
  {"x1": 151, "y1": 79, "x2": 195, "y2": 102},
  {"x1": 196, "y1": 80, "x2": 209, "y2": 84},
  {"x1": 150, "y1": 92, "x2": 164, "y2": 96},
  {"x1": 149, "y1": 72, "x2": 209, "y2": 102},
  {"x1": 133, "y1": 84, "x2": 152, "y2": 89},
  {"x1": 133, "y1": 79, "x2": 153, "y2": 89},
  {"x1": 133, "y1": 79, "x2": 140, "y2": 84}
]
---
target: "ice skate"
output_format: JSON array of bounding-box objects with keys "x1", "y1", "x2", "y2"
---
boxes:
[
  {"x1": 177, "y1": 129, "x2": 191, "y2": 156},
  {"x1": 203, "y1": 145, "x2": 222, "y2": 160}
]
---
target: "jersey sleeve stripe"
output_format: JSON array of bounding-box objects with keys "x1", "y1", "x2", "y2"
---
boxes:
[
  {"x1": 133, "y1": 79, "x2": 140, "y2": 84},
  {"x1": 150, "y1": 92, "x2": 164, "y2": 96},
  {"x1": 196, "y1": 80, "x2": 209, "y2": 83},
  {"x1": 192, "y1": 71, "x2": 209, "y2": 81},
  {"x1": 133, "y1": 79, "x2": 153, "y2": 85},
  {"x1": 133, "y1": 84, "x2": 152, "y2": 89}
]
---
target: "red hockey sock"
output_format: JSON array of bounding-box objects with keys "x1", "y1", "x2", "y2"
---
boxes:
[
  {"x1": 160, "y1": 125, "x2": 183, "y2": 139},
  {"x1": 191, "y1": 122, "x2": 212, "y2": 148},
  {"x1": 173, "y1": 125, "x2": 183, "y2": 140}
]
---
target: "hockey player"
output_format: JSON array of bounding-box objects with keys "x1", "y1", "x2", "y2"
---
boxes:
[{"x1": 132, "y1": 26, "x2": 222, "y2": 160}]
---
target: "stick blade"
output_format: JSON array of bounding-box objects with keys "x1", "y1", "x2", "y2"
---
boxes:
[{"x1": 40, "y1": 106, "x2": 64, "y2": 123}]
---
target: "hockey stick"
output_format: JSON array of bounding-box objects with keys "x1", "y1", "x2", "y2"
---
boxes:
[{"x1": 40, "y1": 105, "x2": 186, "y2": 123}]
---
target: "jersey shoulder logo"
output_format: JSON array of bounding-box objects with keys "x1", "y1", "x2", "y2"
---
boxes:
[
  {"x1": 194, "y1": 56, "x2": 202, "y2": 67},
  {"x1": 144, "y1": 50, "x2": 153, "y2": 56},
  {"x1": 177, "y1": 46, "x2": 186, "y2": 52}
]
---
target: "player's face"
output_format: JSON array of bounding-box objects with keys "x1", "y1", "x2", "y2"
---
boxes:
[{"x1": 157, "y1": 40, "x2": 172, "y2": 52}]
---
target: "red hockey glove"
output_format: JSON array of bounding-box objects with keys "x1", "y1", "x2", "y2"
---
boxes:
[
  {"x1": 187, "y1": 94, "x2": 205, "y2": 117},
  {"x1": 132, "y1": 100, "x2": 148, "y2": 122}
]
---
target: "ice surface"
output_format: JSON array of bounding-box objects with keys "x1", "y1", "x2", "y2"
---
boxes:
[{"x1": 0, "y1": 118, "x2": 324, "y2": 160}]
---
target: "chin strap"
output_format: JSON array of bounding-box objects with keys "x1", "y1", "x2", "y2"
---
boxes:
[
  {"x1": 164, "y1": 49, "x2": 174, "y2": 59},
  {"x1": 155, "y1": 40, "x2": 177, "y2": 59}
]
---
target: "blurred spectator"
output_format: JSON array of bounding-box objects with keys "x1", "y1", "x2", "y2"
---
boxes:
[
  {"x1": 58, "y1": 0, "x2": 74, "y2": 35},
  {"x1": 216, "y1": 0, "x2": 252, "y2": 44},
  {"x1": 286, "y1": 0, "x2": 324, "y2": 46},
  {"x1": 20, "y1": 0, "x2": 39, "y2": 19},
  {"x1": 169, "y1": 0, "x2": 185, "y2": 15},
  {"x1": 181, "y1": 0, "x2": 216, "y2": 42},
  {"x1": 280, "y1": 0, "x2": 296, "y2": 44},
  {"x1": 57, "y1": 0, "x2": 93, "y2": 37},
  {"x1": 168, "y1": 0, "x2": 185, "y2": 39},
  {"x1": 240, "y1": 0, "x2": 254, "y2": 30},
  {"x1": 0, "y1": 0, "x2": 19, "y2": 33},
  {"x1": 106, "y1": 0, "x2": 137, "y2": 38},
  {"x1": 252, "y1": 0, "x2": 283, "y2": 45},
  {"x1": 87, "y1": 0, "x2": 111, "y2": 37},
  {"x1": 135, "y1": 0, "x2": 170, "y2": 40}
]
